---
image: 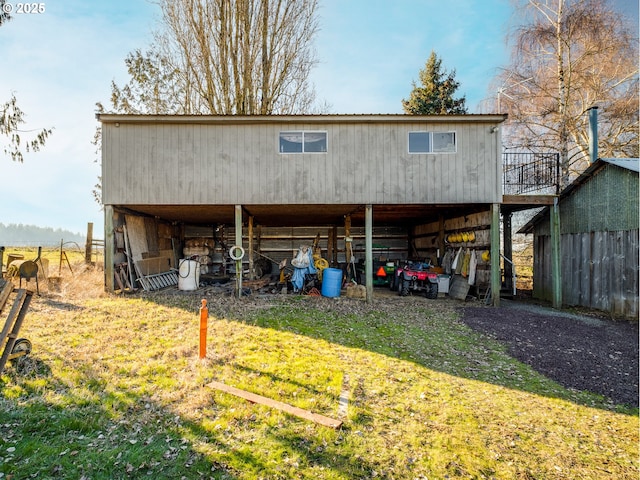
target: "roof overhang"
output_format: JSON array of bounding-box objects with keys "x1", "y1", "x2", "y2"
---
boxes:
[{"x1": 96, "y1": 113, "x2": 508, "y2": 126}]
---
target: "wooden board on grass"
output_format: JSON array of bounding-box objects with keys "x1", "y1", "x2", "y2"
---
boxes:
[{"x1": 208, "y1": 380, "x2": 343, "y2": 429}]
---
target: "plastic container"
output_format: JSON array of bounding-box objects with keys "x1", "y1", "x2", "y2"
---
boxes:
[
  {"x1": 321, "y1": 268, "x2": 343, "y2": 298},
  {"x1": 437, "y1": 274, "x2": 450, "y2": 294},
  {"x1": 178, "y1": 259, "x2": 200, "y2": 291}
]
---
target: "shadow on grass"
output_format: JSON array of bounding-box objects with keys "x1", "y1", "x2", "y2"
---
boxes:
[
  {"x1": 3, "y1": 285, "x2": 637, "y2": 479},
  {"x1": 0, "y1": 358, "x2": 236, "y2": 479},
  {"x1": 0, "y1": 338, "x2": 383, "y2": 479},
  {"x1": 145, "y1": 288, "x2": 639, "y2": 414}
]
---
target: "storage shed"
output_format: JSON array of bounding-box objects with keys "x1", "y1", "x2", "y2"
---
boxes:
[
  {"x1": 97, "y1": 114, "x2": 510, "y2": 302},
  {"x1": 520, "y1": 158, "x2": 639, "y2": 318}
]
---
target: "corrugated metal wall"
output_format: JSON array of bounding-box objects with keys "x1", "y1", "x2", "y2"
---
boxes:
[{"x1": 536, "y1": 166, "x2": 639, "y2": 236}]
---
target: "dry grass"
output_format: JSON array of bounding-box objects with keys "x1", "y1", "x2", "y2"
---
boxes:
[{"x1": 1, "y1": 260, "x2": 638, "y2": 479}]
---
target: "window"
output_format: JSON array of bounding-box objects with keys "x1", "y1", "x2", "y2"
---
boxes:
[
  {"x1": 279, "y1": 131, "x2": 327, "y2": 153},
  {"x1": 408, "y1": 131, "x2": 456, "y2": 153}
]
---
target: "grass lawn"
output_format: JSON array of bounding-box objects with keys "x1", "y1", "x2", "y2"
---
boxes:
[{"x1": 1, "y1": 261, "x2": 638, "y2": 479}]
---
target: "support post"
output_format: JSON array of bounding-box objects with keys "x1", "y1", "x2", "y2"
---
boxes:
[
  {"x1": 327, "y1": 227, "x2": 335, "y2": 266},
  {"x1": 104, "y1": 206, "x2": 115, "y2": 293},
  {"x1": 550, "y1": 197, "x2": 562, "y2": 308},
  {"x1": 235, "y1": 205, "x2": 243, "y2": 299},
  {"x1": 365, "y1": 205, "x2": 373, "y2": 303},
  {"x1": 503, "y1": 212, "x2": 513, "y2": 294},
  {"x1": 438, "y1": 215, "x2": 445, "y2": 263},
  {"x1": 490, "y1": 203, "x2": 501, "y2": 307},
  {"x1": 344, "y1": 215, "x2": 352, "y2": 265},
  {"x1": 248, "y1": 216, "x2": 254, "y2": 280},
  {"x1": 85, "y1": 222, "x2": 94, "y2": 265}
]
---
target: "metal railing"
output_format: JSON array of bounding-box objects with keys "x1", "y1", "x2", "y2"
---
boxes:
[{"x1": 503, "y1": 152, "x2": 560, "y2": 195}]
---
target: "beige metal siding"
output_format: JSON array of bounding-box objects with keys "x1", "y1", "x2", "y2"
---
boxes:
[{"x1": 102, "y1": 118, "x2": 501, "y2": 206}]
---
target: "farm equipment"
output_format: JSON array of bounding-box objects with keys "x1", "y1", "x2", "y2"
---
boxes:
[
  {"x1": 393, "y1": 261, "x2": 439, "y2": 299},
  {"x1": 372, "y1": 260, "x2": 396, "y2": 287},
  {"x1": 0, "y1": 281, "x2": 33, "y2": 375}
]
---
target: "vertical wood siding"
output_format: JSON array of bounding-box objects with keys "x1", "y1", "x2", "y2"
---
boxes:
[
  {"x1": 102, "y1": 120, "x2": 500, "y2": 205},
  {"x1": 530, "y1": 164, "x2": 639, "y2": 318},
  {"x1": 533, "y1": 229, "x2": 639, "y2": 318}
]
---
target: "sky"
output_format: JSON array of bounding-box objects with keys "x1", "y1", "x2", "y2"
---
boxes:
[{"x1": 0, "y1": 0, "x2": 637, "y2": 240}]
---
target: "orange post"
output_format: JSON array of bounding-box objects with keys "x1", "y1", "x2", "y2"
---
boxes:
[{"x1": 199, "y1": 299, "x2": 208, "y2": 359}]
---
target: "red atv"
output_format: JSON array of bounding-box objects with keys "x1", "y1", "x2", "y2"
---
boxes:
[{"x1": 393, "y1": 261, "x2": 439, "y2": 299}]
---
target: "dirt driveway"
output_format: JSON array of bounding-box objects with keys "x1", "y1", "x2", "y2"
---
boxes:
[{"x1": 459, "y1": 300, "x2": 639, "y2": 408}]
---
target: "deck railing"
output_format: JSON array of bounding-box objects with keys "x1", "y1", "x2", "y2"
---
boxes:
[{"x1": 503, "y1": 152, "x2": 560, "y2": 195}]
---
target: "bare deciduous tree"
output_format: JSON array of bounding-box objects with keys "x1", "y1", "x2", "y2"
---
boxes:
[
  {"x1": 1, "y1": 4, "x2": 52, "y2": 162},
  {"x1": 490, "y1": 0, "x2": 638, "y2": 186},
  {"x1": 110, "y1": 0, "x2": 320, "y2": 115}
]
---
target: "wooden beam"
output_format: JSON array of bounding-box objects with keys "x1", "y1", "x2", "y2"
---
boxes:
[
  {"x1": 365, "y1": 204, "x2": 373, "y2": 303},
  {"x1": 85, "y1": 222, "x2": 94, "y2": 265},
  {"x1": 235, "y1": 205, "x2": 243, "y2": 298},
  {"x1": 248, "y1": 216, "x2": 254, "y2": 280},
  {"x1": 104, "y1": 205, "x2": 115, "y2": 293},
  {"x1": 550, "y1": 198, "x2": 562, "y2": 309},
  {"x1": 327, "y1": 227, "x2": 336, "y2": 265},
  {"x1": 491, "y1": 203, "x2": 501, "y2": 307},
  {"x1": 344, "y1": 215, "x2": 352, "y2": 264},
  {"x1": 502, "y1": 195, "x2": 556, "y2": 206},
  {"x1": 208, "y1": 380, "x2": 343, "y2": 429}
]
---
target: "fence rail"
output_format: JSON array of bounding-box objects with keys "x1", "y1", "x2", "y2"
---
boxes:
[{"x1": 503, "y1": 152, "x2": 560, "y2": 195}]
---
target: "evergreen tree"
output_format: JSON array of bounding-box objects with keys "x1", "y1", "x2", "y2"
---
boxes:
[{"x1": 402, "y1": 51, "x2": 467, "y2": 115}]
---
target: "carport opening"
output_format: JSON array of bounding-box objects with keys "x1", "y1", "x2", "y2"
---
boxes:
[{"x1": 106, "y1": 203, "x2": 494, "y2": 301}]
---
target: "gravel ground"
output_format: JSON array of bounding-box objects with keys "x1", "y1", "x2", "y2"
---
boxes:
[{"x1": 459, "y1": 300, "x2": 639, "y2": 408}]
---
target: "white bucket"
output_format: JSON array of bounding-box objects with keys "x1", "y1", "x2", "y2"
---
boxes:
[{"x1": 178, "y1": 259, "x2": 201, "y2": 291}]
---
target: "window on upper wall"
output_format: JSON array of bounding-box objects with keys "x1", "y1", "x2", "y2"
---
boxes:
[
  {"x1": 408, "y1": 131, "x2": 456, "y2": 153},
  {"x1": 279, "y1": 131, "x2": 328, "y2": 153}
]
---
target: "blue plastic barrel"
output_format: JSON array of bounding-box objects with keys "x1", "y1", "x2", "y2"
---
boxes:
[{"x1": 321, "y1": 268, "x2": 343, "y2": 297}]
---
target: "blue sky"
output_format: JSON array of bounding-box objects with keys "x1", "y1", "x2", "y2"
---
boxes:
[{"x1": 0, "y1": 0, "x2": 636, "y2": 239}]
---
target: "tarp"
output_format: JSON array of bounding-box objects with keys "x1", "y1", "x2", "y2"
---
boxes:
[{"x1": 291, "y1": 246, "x2": 317, "y2": 291}]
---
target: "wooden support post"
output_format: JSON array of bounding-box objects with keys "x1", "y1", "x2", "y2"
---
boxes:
[
  {"x1": 550, "y1": 198, "x2": 562, "y2": 309},
  {"x1": 248, "y1": 216, "x2": 254, "y2": 280},
  {"x1": 490, "y1": 203, "x2": 501, "y2": 307},
  {"x1": 235, "y1": 205, "x2": 243, "y2": 299},
  {"x1": 332, "y1": 227, "x2": 338, "y2": 265},
  {"x1": 256, "y1": 224, "x2": 262, "y2": 270},
  {"x1": 503, "y1": 212, "x2": 513, "y2": 294},
  {"x1": 438, "y1": 215, "x2": 445, "y2": 261},
  {"x1": 104, "y1": 206, "x2": 115, "y2": 293},
  {"x1": 85, "y1": 222, "x2": 94, "y2": 265},
  {"x1": 344, "y1": 215, "x2": 352, "y2": 264},
  {"x1": 327, "y1": 227, "x2": 335, "y2": 266},
  {"x1": 365, "y1": 205, "x2": 373, "y2": 303}
]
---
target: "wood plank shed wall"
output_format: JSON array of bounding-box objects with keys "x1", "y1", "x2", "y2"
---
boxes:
[
  {"x1": 100, "y1": 115, "x2": 504, "y2": 207},
  {"x1": 532, "y1": 163, "x2": 639, "y2": 318}
]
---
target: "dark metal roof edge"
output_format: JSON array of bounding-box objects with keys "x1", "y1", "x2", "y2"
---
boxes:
[{"x1": 96, "y1": 113, "x2": 508, "y2": 124}]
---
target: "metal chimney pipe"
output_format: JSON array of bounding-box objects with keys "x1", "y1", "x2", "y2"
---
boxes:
[{"x1": 588, "y1": 106, "x2": 598, "y2": 164}]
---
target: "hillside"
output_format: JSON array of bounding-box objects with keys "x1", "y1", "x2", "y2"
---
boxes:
[{"x1": 0, "y1": 223, "x2": 85, "y2": 246}]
